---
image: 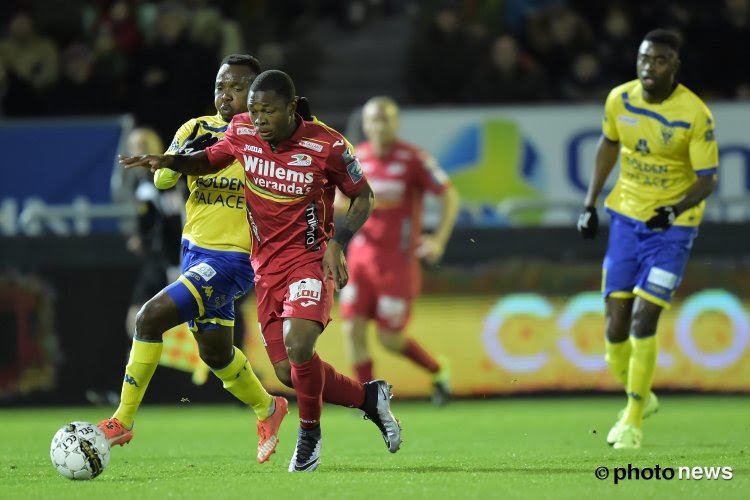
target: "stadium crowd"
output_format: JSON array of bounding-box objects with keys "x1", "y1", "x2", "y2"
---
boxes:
[{"x1": 0, "y1": 0, "x2": 748, "y2": 137}]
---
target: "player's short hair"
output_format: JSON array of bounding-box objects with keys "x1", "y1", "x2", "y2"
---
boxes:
[
  {"x1": 220, "y1": 54, "x2": 261, "y2": 75},
  {"x1": 643, "y1": 29, "x2": 682, "y2": 53},
  {"x1": 249, "y1": 70, "x2": 296, "y2": 104}
]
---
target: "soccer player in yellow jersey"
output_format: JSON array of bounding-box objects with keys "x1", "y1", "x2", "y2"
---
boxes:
[
  {"x1": 577, "y1": 30, "x2": 718, "y2": 449},
  {"x1": 98, "y1": 55, "x2": 289, "y2": 464}
]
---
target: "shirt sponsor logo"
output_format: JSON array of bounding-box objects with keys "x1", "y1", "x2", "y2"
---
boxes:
[
  {"x1": 243, "y1": 154, "x2": 314, "y2": 195},
  {"x1": 304, "y1": 202, "x2": 320, "y2": 250},
  {"x1": 187, "y1": 263, "x2": 217, "y2": 281},
  {"x1": 288, "y1": 153, "x2": 312, "y2": 166},
  {"x1": 244, "y1": 144, "x2": 263, "y2": 153},
  {"x1": 289, "y1": 278, "x2": 322, "y2": 303},
  {"x1": 237, "y1": 127, "x2": 255, "y2": 135},
  {"x1": 298, "y1": 139, "x2": 324, "y2": 152},
  {"x1": 247, "y1": 205, "x2": 261, "y2": 243}
]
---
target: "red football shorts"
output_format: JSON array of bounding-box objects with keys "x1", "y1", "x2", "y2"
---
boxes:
[
  {"x1": 339, "y1": 260, "x2": 414, "y2": 332},
  {"x1": 255, "y1": 260, "x2": 335, "y2": 364}
]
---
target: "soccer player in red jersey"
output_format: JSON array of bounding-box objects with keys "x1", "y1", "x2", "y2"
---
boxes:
[
  {"x1": 339, "y1": 97, "x2": 460, "y2": 405},
  {"x1": 121, "y1": 70, "x2": 401, "y2": 472}
]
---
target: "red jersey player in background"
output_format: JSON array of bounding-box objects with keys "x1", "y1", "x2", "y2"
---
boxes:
[
  {"x1": 120, "y1": 70, "x2": 401, "y2": 473},
  {"x1": 339, "y1": 97, "x2": 460, "y2": 405}
]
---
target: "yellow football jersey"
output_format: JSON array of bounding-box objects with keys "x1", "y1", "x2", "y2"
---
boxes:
[
  {"x1": 156, "y1": 113, "x2": 250, "y2": 253},
  {"x1": 602, "y1": 80, "x2": 718, "y2": 226}
]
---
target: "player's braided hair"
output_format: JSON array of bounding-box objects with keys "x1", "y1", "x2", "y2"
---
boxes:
[
  {"x1": 643, "y1": 29, "x2": 682, "y2": 53},
  {"x1": 220, "y1": 54, "x2": 261, "y2": 75},
  {"x1": 249, "y1": 70, "x2": 296, "y2": 104}
]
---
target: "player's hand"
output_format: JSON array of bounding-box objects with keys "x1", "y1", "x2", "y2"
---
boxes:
[
  {"x1": 577, "y1": 206, "x2": 598, "y2": 239},
  {"x1": 645, "y1": 205, "x2": 679, "y2": 231},
  {"x1": 323, "y1": 239, "x2": 348, "y2": 291},
  {"x1": 178, "y1": 122, "x2": 218, "y2": 154},
  {"x1": 297, "y1": 96, "x2": 313, "y2": 121},
  {"x1": 415, "y1": 234, "x2": 446, "y2": 265},
  {"x1": 119, "y1": 154, "x2": 174, "y2": 172}
]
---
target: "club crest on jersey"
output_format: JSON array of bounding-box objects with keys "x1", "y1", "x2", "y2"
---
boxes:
[
  {"x1": 298, "y1": 139, "x2": 324, "y2": 152},
  {"x1": 244, "y1": 144, "x2": 263, "y2": 153},
  {"x1": 288, "y1": 153, "x2": 312, "y2": 166},
  {"x1": 236, "y1": 127, "x2": 255, "y2": 136},
  {"x1": 660, "y1": 127, "x2": 673, "y2": 146}
]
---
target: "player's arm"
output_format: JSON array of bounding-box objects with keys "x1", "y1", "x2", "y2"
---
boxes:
[
  {"x1": 120, "y1": 151, "x2": 219, "y2": 175},
  {"x1": 578, "y1": 90, "x2": 620, "y2": 239},
  {"x1": 121, "y1": 125, "x2": 236, "y2": 175},
  {"x1": 584, "y1": 136, "x2": 620, "y2": 207},
  {"x1": 415, "y1": 153, "x2": 460, "y2": 264},
  {"x1": 646, "y1": 107, "x2": 719, "y2": 231},
  {"x1": 155, "y1": 120, "x2": 198, "y2": 189},
  {"x1": 323, "y1": 141, "x2": 374, "y2": 290}
]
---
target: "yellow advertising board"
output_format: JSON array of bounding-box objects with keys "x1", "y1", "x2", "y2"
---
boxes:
[{"x1": 238, "y1": 290, "x2": 750, "y2": 397}]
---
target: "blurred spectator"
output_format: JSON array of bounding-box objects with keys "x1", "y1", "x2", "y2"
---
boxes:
[
  {"x1": 0, "y1": 12, "x2": 59, "y2": 116},
  {"x1": 406, "y1": 6, "x2": 479, "y2": 103},
  {"x1": 467, "y1": 34, "x2": 549, "y2": 103},
  {"x1": 525, "y1": 6, "x2": 594, "y2": 96},
  {"x1": 91, "y1": 0, "x2": 142, "y2": 55},
  {"x1": 51, "y1": 43, "x2": 110, "y2": 115},
  {"x1": 130, "y1": 1, "x2": 216, "y2": 141},
  {"x1": 596, "y1": 5, "x2": 638, "y2": 84},
  {"x1": 560, "y1": 52, "x2": 611, "y2": 102}
]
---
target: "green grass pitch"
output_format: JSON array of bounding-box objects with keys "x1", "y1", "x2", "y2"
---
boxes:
[{"x1": 0, "y1": 396, "x2": 748, "y2": 499}]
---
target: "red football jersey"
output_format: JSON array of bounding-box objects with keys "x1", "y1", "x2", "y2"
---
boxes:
[
  {"x1": 347, "y1": 140, "x2": 450, "y2": 269},
  {"x1": 204, "y1": 113, "x2": 366, "y2": 276}
]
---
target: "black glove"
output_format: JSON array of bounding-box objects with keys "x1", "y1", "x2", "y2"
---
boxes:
[
  {"x1": 577, "y1": 206, "x2": 598, "y2": 239},
  {"x1": 645, "y1": 205, "x2": 679, "y2": 231},
  {"x1": 178, "y1": 122, "x2": 218, "y2": 155},
  {"x1": 297, "y1": 96, "x2": 313, "y2": 121}
]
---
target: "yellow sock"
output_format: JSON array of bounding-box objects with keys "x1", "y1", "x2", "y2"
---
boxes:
[
  {"x1": 605, "y1": 339, "x2": 631, "y2": 388},
  {"x1": 113, "y1": 338, "x2": 163, "y2": 428},
  {"x1": 211, "y1": 346, "x2": 273, "y2": 420},
  {"x1": 622, "y1": 335, "x2": 658, "y2": 428}
]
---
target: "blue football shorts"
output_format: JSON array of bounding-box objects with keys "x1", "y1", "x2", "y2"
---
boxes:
[
  {"x1": 602, "y1": 210, "x2": 698, "y2": 308},
  {"x1": 165, "y1": 245, "x2": 254, "y2": 332}
]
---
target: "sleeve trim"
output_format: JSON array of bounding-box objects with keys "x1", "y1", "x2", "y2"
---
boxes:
[
  {"x1": 695, "y1": 167, "x2": 717, "y2": 176},
  {"x1": 602, "y1": 133, "x2": 619, "y2": 144}
]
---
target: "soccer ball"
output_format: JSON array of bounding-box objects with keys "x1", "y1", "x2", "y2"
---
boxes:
[{"x1": 50, "y1": 421, "x2": 110, "y2": 479}]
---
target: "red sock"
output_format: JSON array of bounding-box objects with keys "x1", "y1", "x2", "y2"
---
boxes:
[
  {"x1": 353, "y1": 360, "x2": 374, "y2": 384},
  {"x1": 322, "y1": 359, "x2": 365, "y2": 408},
  {"x1": 290, "y1": 354, "x2": 324, "y2": 428},
  {"x1": 402, "y1": 339, "x2": 439, "y2": 373}
]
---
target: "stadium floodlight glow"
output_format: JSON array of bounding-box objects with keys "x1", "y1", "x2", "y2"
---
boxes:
[{"x1": 675, "y1": 289, "x2": 750, "y2": 369}]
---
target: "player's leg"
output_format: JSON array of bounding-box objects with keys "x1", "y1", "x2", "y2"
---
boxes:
[
  {"x1": 614, "y1": 297, "x2": 661, "y2": 449},
  {"x1": 343, "y1": 316, "x2": 373, "y2": 382},
  {"x1": 101, "y1": 289, "x2": 186, "y2": 445},
  {"x1": 604, "y1": 296, "x2": 634, "y2": 388},
  {"x1": 614, "y1": 225, "x2": 697, "y2": 449},
  {"x1": 195, "y1": 324, "x2": 288, "y2": 463},
  {"x1": 339, "y1": 273, "x2": 377, "y2": 383}
]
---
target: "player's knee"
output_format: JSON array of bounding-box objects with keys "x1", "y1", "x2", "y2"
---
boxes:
[
  {"x1": 197, "y1": 341, "x2": 233, "y2": 369},
  {"x1": 377, "y1": 330, "x2": 405, "y2": 353},
  {"x1": 605, "y1": 319, "x2": 629, "y2": 343},
  {"x1": 630, "y1": 309, "x2": 659, "y2": 338},
  {"x1": 284, "y1": 342, "x2": 315, "y2": 363},
  {"x1": 134, "y1": 301, "x2": 163, "y2": 340},
  {"x1": 273, "y1": 362, "x2": 293, "y2": 388}
]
